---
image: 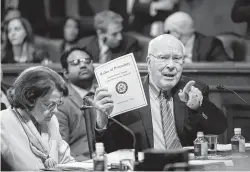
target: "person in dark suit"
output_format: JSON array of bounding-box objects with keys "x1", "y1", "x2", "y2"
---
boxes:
[
  {"x1": 164, "y1": 12, "x2": 230, "y2": 62},
  {"x1": 94, "y1": 34, "x2": 227, "y2": 152},
  {"x1": 56, "y1": 47, "x2": 104, "y2": 161},
  {"x1": 78, "y1": 10, "x2": 141, "y2": 63}
]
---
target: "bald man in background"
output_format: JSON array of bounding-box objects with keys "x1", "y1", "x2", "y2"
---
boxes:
[
  {"x1": 95, "y1": 34, "x2": 227, "y2": 152},
  {"x1": 164, "y1": 12, "x2": 230, "y2": 63}
]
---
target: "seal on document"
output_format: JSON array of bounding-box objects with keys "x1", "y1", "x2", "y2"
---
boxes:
[{"x1": 116, "y1": 81, "x2": 128, "y2": 94}]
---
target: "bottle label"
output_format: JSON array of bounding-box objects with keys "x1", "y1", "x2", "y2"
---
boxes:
[
  {"x1": 232, "y1": 140, "x2": 239, "y2": 152},
  {"x1": 94, "y1": 160, "x2": 105, "y2": 171},
  {"x1": 239, "y1": 139, "x2": 245, "y2": 152},
  {"x1": 194, "y1": 143, "x2": 208, "y2": 156}
]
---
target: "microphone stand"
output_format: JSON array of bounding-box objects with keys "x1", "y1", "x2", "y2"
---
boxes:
[
  {"x1": 82, "y1": 97, "x2": 95, "y2": 159},
  {"x1": 81, "y1": 97, "x2": 138, "y2": 162},
  {"x1": 216, "y1": 85, "x2": 250, "y2": 106}
]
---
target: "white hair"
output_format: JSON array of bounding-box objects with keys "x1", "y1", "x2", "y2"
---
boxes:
[
  {"x1": 164, "y1": 11, "x2": 195, "y2": 34},
  {"x1": 147, "y1": 34, "x2": 186, "y2": 59}
]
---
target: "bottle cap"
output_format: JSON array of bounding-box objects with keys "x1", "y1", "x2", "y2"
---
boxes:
[
  {"x1": 197, "y1": 131, "x2": 204, "y2": 137},
  {"x1": 234, "y1": 128, "x2": 241, "y2": 134},
  {"x1": 95, "y1": 142, "x2": 104, "y2": 152}
]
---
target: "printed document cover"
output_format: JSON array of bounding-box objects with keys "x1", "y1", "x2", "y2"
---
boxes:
[{"x1": 94, "y1": 53, "x2": 147, "y2": 117}]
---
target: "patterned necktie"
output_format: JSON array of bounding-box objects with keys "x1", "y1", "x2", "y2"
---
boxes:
[{"x1": 160, "y1": 92, "x2": 182, "y2": 149}]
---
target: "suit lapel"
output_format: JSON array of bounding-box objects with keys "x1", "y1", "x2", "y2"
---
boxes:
[
  {"x1": 138, "y1": 76, "x2": 154, "y2": 148},
  {"x1": 68, "y1": 84, "x2": 83, "y2": 108},
  {"x1": 192, "y1": 33, "x2": 200, "y2": 62}
]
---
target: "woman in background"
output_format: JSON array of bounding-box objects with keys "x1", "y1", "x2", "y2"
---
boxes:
[
  {"x1": 60, "y1": 17, "x2": 82, "y2": 53},
  {"x1": 1, "y1": 17, "x2": 50, "y2": 63},
  {"x1": 0, "y1": 66, "x2": 75, "y2": 170}
]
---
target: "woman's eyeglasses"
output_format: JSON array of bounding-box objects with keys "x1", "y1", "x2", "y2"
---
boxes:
[
  {"x1": 68, "y1": 59, "x2": 92, "y2": 66},
  {"x1": 42, "y1": 99, "x2": 64, "y2": 111}
]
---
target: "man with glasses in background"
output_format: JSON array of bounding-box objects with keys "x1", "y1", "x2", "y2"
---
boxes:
[
  {"x1": 56, "y1": 47, "x2": 101, "y2": 161},
  {"x1": 95, "y1": 34, "x2": 227, "y2": 152}
]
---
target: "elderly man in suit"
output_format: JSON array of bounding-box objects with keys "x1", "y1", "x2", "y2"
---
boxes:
[
  {"x1": 79, "y1": 10, "x2": 141, "y2": 63},
  {"x1": 94, "y1": 34, "x2": 227, "y2": 152},
  {"x1": 164, "y1": 12, "x2": 230, "y2": 63}
]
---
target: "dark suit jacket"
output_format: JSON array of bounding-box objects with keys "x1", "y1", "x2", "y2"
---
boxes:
[
  {"x1": 56, "y1": 84, "x2": 96, "y2": 161},
  {"x1": 79, "y1": 34, "x2": 141, "y2": 62},
  {"x1": 100, "y1": 76, "x2": 227, "y2": 153},
  {"x1": 192, "y1": 32, "x2": 230, "y2": 62}
]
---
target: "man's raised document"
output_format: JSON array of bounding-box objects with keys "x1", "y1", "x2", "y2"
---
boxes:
[{"x1": 94, "y1": 53, "x2": 147, "y2": 117}]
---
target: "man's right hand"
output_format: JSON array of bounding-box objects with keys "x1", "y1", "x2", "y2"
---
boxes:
[{"x1": 94, "y1": 87, "x2": 114, "y2": 129}]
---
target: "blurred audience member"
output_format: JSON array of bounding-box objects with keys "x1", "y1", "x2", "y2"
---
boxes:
[
  {"x1": 231, "y1": 0, "x2": 250, "y2": 62},
  {"x1": 1, "y1": 7, "x2": 21, "y2": 44},
  {"x1": 1, "y1": 17, "x2": 50, "y2": 64},
  {"x1": 132, "y1": 0, "x2": 180, "y2": 37},
  {"x1": 60, "y1": 17, "x2": 82, "y2": 53},
  {"x1": 164, "y1": 12, "x2": 230, "y2": 63},
  {"x1": 79, "y1": 10, "x2": 140, "y2": 63}
]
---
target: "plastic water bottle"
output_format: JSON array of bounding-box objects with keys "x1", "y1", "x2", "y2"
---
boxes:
[
  {"x1": 93, "y1": 142, "x2": 107, "y2": 171},
  {"x1": 194, "y1": 131, "x2": 208, "y2": 158},
  {"x1": 231, "y1": 128, "x2": 245, "y2": 153}
]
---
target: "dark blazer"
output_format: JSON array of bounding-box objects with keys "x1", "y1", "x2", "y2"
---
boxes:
[
  {"x1": 100, "y1": 76, "x2": 227, "y2": 153},
  {"x1": 55, "y1": 84, "x2": 96, "y2": 161},
  {"x1": 79, "y1": 34, "x2": 141, "y2": 62},
  {"x1": 192, "y1": 32, "x2": 230, "y2": 62}
]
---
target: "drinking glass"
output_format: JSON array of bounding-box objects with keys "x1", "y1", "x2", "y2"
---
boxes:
[{"x1": 205, "y1": 134, "x2": 218, "y2": 155}]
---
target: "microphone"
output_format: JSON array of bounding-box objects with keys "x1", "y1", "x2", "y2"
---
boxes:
[
  {"x1": 81, "y1": 97, "x2": 138, "y2": 162},
  {"x1": 216, "y1": 85, "x2": 250, "y2": 106}
]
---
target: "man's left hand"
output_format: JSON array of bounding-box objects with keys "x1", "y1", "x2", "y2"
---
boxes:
[{"x1": 178, "y1": 80, "x2": 203, "y2": 110}]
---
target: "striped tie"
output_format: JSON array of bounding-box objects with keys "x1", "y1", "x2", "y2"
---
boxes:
[{"x1": 160, "y1": 92, "x2": 182, "y2": 149}]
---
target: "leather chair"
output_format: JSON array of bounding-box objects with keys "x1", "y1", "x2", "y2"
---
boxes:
[
  {"x1": 216, "y1": 32, "x2": 246, "y2": 61},
  {"x1": 34, "y1": 36, "x2": 62, "y2": 63}
]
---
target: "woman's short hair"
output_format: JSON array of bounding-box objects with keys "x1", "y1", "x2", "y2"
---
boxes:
[
  {"x1": 94, "y1": 10, "x2": 123, "y2": 33},
  {"x1": 7, "y1": 66, "x2": 68, "y2": 110}
]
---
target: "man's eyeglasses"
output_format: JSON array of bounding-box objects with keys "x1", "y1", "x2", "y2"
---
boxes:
[
  {"x1": 68, "y1": 59, "x2": 92, "y2": 66},
  {"x1": 42, "y1": 99, "x2": 64, "y2": 111},
  {"x1": 149, "y1": 54, "x2": 183, "y2": 64}
]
